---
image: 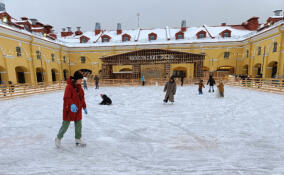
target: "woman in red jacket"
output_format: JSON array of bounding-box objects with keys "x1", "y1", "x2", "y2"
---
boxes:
[{"x1": 55, "y1": 71, "x2": 88, "y2": 148}]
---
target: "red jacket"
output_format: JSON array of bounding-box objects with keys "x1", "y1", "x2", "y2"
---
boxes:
[{"x1": 63, "y1": 77, "x2": 86, "y2": 121}]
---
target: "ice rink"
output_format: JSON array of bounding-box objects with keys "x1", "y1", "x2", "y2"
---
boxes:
[{"x1": 0, "y1": 85, "x2": 284, "y2": 175}]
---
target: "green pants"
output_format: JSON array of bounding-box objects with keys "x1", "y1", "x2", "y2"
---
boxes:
[{"x1": 57, "y1": 120, "x2": 82, "y2": 139}]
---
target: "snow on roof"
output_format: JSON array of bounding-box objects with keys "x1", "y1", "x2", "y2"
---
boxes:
[{"x1": 204, "y1": 25, "x2": 252, "y2": 39}]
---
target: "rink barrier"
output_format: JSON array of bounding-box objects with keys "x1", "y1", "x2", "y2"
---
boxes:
[
  {"x1": 0, "y1": 78, "x2": 283, "y2": 100},
  {"x1": 0, "y1": 81, "x2": 66, "y2": 100}
]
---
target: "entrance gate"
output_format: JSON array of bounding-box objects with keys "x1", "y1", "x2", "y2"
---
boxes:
[{"x1": 100, "y1": 49, "x2": 205, "y2": 79}]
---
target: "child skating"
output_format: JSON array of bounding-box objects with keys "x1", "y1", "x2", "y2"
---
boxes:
[
  {"x1": 207, "y1": 75, "x2": 216, "y2": 92},
  {"x1": 198, "y1": 79, "x2": 205, "y2": 94},
  {"x1": 217, "y1": 80, "x2": 224, "y2": 97},
  {"x1": 55, "y1": 71, "x2": 88, "y2": 148}
]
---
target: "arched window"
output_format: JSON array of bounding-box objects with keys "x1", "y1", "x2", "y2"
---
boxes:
[
  {"x1": 81, "y1": 56, "x2": 86, "y2": 64},
  {"x1": 122, "y1": 34, "x2": 131, "y2": 42},
  {"x1": 80, "y1": 36, "x2": 90, "y2": 43},
  {"x1": 148, "y1": 33, "x2": 157, "y2": 41},
  {"x1": 273, "y1": 42, "x2": 277, "y2": 52},
  {"x1": 51, "y1": 53, "x2": 55, "y2": 62},
  {"x1": 175, "y1": 31, "x2": 184, "y2": 40},
  {"x1": 220, "y1": 29, "x2": 231, "y2": 38},
  {"x1": 16, "y1": 47, "x2": 21, "y2": 57},
  {"x1": 196, "y1": 30, "x2": 207, "y2": 39},
  {"x1": 101, "y1": 35, "x2": 111, "y2": 42}
]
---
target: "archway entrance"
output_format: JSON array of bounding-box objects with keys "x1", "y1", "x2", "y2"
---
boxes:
[
  {"x1": 265, "y1": 61, "x2": 278, "y2": 78},
  {"x1": 63, "y1": 69, "x2": 69, "y2": 81},
  {"x1": 253, "y1": 64, "x2": 262, "y2": 78},
  {"x1": 242, "y1": 65, "x2": 248, "y2": 75},
  {"x1": 51, "y1": 68, "x2": 59, "y2": 82},
  {"x1": 15, "y1": 66, "x2": 29, "y2": 84},
  {"x1": 173, "y1": 67, "x2": 186, "y2": 78},
  {"x1": 100, "y1": 49, "x2": 204, "y2": 79},
  {"x1": 217, "y1": 66, "x2": 234, "y2": 74},
  {"x1": 0, "y1": 66, "x2": 7, "y2": 83},
  {"x1": 36, "y1": 68, "x2": 45, "y2": 83}
]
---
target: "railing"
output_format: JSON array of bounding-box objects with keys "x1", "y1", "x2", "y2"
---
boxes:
[
  {"x1": 0, "y1": 81, "x2": 66, "y2": 100},
  {"x1": 225, "y1": 78, "x2": 284, "y2": 94},
  {"x1": 0, "y1": 77, "x2": 283, "y2": 100}
]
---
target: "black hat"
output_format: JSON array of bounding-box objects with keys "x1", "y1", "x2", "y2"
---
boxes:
[{"x1": 73, "y1": 71, "x2": 83, "y2": 80}]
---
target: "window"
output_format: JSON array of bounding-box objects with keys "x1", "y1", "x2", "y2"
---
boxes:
[
  {"x1": 199, "y1": 33, "x2": 205, "y2": 39},
  {"x1": 24, "y1": 25, "x2": 30, "y2": 32},
  {"x1": 81, "y1": 38, "x2": 87, "y2": 43},
  {"x1": 81, "y1": 56, "x2": 86, "y2": 64},
  {"x1": 103, "y1": 37, "x2": 109, "y2": 42},
  {"x1": 36, "y1": 51, "x2": 41, "y2": 60},
  {"x1": 224, "y1": 52, "x2": 230, "y2": 59},
  {"x1": 2, "y1": 16, "x2": 8, "y2": 23},
  {"x1": 177, "y1": 34, "x2": 183, "y2": 39},
  {"x1": 51, "y1": 54, "x2": 55, "y2": 62},
  {"x1": 224, "y1": 32, "x2": 230, "y2": 38},
  {"x1": 257, "y1": 47, "x2": 261, "y2": 55},
  {"x1": 63, "y1": 56, "x2": 66, "y2": 63},
  {"x1": 273, "y1": 42, "x2": 277, "y2": 52},
  {"x1": 16, "y1": 47, "x2": 21, "y2": 57},
  {"x1": 150, "y1": 35, "x2": 155, "y2": 41},
  {"x1": 246, "y1": 50, "x2": 249, "y2": 58},
  {"x1": 123, "y1": 36, "x2": 129, "y2": 42}
]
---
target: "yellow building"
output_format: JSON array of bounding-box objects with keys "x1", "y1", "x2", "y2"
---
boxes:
[{"x1": 0, "y1": 3, "x2": 283, "y2": 85}]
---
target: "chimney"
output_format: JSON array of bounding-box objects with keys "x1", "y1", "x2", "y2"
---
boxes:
[
  {"x1": 75, "y1": 26, "x2": 83, "y2": 36},
  {"x1": 21, "y1": 17, "x2": 28, "y2": 21},
  {"x1": 246, "y1": 17, "x2": 259, "y2": 30},
  {"x1": 273, "y1": 10, "x2": 282, "y2": 16},
  {"x1": 95, "y1": 22, "x2": 101, "y2": 35},
  {"x1": 62, "y1": 28, "x2": 66, "y2": 32},
  {"x1": 181, "y1": 20, "x2": 186, "y2": 32},
  {"x1": 117, "y1": 23, "x2": 122, "y2": 35},
  {"x1": 30, "y1": 18, "x2": 38, "y2": 25},
  {"x1": 221, "y1": 23, "x2": 226, "y2": 26},
  {"x1": 0, "y1": 1, "x2": 6, "y2": 12},
  {"x1": 67, "y1": 27, "x2": 72, "y2": 32}
]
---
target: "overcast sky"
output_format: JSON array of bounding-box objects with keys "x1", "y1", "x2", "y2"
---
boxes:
[{"x1": 3, "y1": 0, "x2": 284, "y2": 33}]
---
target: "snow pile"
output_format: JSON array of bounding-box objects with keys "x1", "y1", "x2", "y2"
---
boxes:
[{"x1": 0, "y1": 86, "x2": 284, "y2": 174}]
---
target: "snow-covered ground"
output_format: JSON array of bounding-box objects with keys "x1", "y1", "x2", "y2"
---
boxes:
[{"x1": 0, "y1": 85, "x2": 284, "y2": 175}]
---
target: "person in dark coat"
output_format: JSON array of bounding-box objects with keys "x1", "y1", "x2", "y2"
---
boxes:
[
  {"x1": 207, "y1": 75, "x2": 216, "y2": 92},
  {"x1": 180, "y1": 74, "x2": 185, "y2": 86},
  {"x1": 163, "y1": 76, "x2": 176, "y2": 103},
  {"x1": 55, "y1": 71, "x2": 88, "y2": 148},
  {"x1": 94, "y1": 75, "x2": 99, "y2": 89},
  {"x1": 99, "y1": 94, "x2": 112, "y2": 105},
  {"x1": 198, "y1": 79, "x2": 205, "y2": 95}
]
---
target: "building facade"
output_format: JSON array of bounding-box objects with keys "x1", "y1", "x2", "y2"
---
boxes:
[{"x1": 0, "y1": 2, "x2": 283, "y2": 85}]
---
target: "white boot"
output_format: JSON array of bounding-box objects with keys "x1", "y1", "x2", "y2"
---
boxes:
[
  {"x1": 55, "y1": 137, "x2": 61, "y2": 148},
  {"x1": 75, "y1": 139, "x2": 86, "y2": 147}
]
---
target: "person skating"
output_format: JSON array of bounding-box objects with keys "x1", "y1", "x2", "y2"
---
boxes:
[
  {"x1": 198, "y1": 79, "x2": 205, "y2": 95},
  {"x1": 99, "y1": 94, "x2": 112, "y2": 105},
  {"x1": 217, "y1": 80, "x2": 224, "y2": 97},
  {"x1": 207, "y1": 75, "x2": 216, "y2": 92},
  {"x1": 55, "y1": 71, "x2": 88, "y2": 148},
  {"x1": 181, "y1": 74, "x2": 185, "y2": 86},
  {"x1": 163, "y1": 76, "x2": 176, "y2": 103},
  {"x1": 94, "y1": 75, "x2": 99, "y2": 89},
  {"x1": 142, "y1": 76, "x2": 145, "y2": 86}
]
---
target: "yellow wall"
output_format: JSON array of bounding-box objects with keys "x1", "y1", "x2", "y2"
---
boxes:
[{"x1": 0, "y1": 24, "x2": 283, "y2": 85}]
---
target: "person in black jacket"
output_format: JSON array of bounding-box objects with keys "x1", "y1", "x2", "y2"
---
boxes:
[
  {"x1": 99, "y1": 94, "x2": 112, "y2": 105},
  {"x1": 207, "y1": 75, "x2": 216, "y2": 92}
]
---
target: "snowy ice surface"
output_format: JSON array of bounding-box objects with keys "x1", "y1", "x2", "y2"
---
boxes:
[{"x1": 0, "y1": 86, "x2": 284, "y2": 175}]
